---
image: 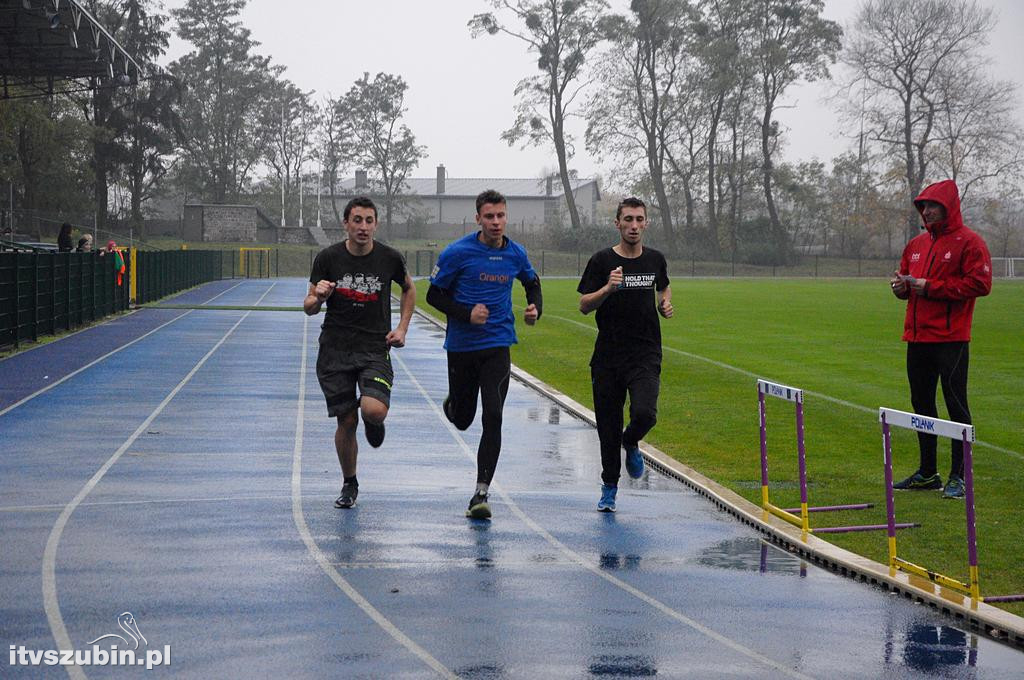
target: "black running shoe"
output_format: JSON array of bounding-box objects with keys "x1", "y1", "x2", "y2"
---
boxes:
[
  {"x1": 335, "y1": 482, "x2": 358, "y2": 509},
  {"x1": 465, "y1": 492, "x2": 491, "y2": 519},
  {"x1": 892, "y1": 471, "x2": 942, "y2": 490},
  {"x1": 442, "y1": 395, "x2": 454, "y2": 423},
  {"x1": 365, "y1": 420, "x2": 385, "y2": 448}
]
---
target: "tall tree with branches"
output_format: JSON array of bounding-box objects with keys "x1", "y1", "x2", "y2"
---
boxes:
[
  {"x1": 587, "y1": 0, "x2": 693, "y2": 254},
  {"x1": 752, "y1": 0, "x2": 841, "y2": 263},
  {"x1": 317, "y1": 97, "x2": 350, "y2": 227},
  {"x1": 470, "y1": 0, "x2": 608, "y2": 230},
  {"x1": 691, "y1": 0, "x2": 751, "y2": 258},
  {"x1": 171, "y1": 0, "x2": 280, "y2": 203},
  {"x1": 842, "y1": 0, "x2": 995, "y2": 241},
  {"x1": 338, "y1": 72, "x2": 426, "y2": 238},
  {"x1": 79, "y1": 0, "x2": 171, "y2": 232},
  {"x1": 264, "y1": 81, "x2": 316, "y2": 226},
  {"x1": 930, "y1": 66, "x2": 1023, "y2": 200}
]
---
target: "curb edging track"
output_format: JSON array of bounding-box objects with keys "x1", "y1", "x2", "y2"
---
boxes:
[{"x1": 413, "y1": 305, "x2": 1024, "y2": 650}]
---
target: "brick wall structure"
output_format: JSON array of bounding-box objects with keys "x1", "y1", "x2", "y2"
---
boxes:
[{"x1": 183, "y1": 204, "x2": 258, "y2": 242}]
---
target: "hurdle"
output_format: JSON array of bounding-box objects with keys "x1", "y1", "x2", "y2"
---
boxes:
[
  {"x1": 880, "y1": 408, "x2": 1024, "y2": 602},
  {"x1": 758, "y1": 379, "x2": 917, "y2": 534}
]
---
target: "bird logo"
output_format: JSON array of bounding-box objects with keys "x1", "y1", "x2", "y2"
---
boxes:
[{"x1": 87, "y1": 612, "x2": 147, "y2": 650}]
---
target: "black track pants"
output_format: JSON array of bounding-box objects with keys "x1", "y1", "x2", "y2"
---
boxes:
[
  {"x1": 907, "y1": 342, "x2": 971, "y2": 478},
  {"x1": 591, "y1": 362, "x2": 660, "y2": 486},
  {"x1": 445, "y1": 346, "x2": 511, "y2": 485}
]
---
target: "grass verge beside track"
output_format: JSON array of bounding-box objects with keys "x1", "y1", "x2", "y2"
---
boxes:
[{"x1": 414, "y1": 277, "x2": 1024, "y2": 615}]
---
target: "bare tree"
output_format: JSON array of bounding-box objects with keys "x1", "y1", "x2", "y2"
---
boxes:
[
  {"x1": 264, "y1": 81, "x2": 315, "y2": 226},
  {"x1": 317, "y1": 97, "x2": 349, "y2": 227},
  {"x1": 470, "y1": 0, "x2": 608, "y2": 231},
  {"x1": 586, "y1": 0, "x2": 692, "y2": 254},
  {"x1": 692, "y1": 0, "x2": 751, "y2": 258},
  {"x1": 979, "y1": 185, "x2": 1024, "y2": 259},
  {"x1": 339, "y1": 72, "x2": 426, "y2": 237},
  {"x1": 752, "y1": 0, "x2": 841, "y2": 263},
  {"x1": 663, "y1": 74, "x2": 712, "y2": 251},
  {"x1": 172, "y1": 0, "x2": 281, "y2": 203},
  {"x1": 931, "y1": 66, "x2": 1024, "y2": 200},
  {"x1": 842, "y1": 0, "x2": 995, "y2": 241}
]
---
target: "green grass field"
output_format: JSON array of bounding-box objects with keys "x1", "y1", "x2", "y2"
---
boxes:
[{"x1": 415, "y1": 277, "x2": 1024, "y2": 615}]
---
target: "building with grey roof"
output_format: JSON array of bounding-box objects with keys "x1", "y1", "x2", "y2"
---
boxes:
[{"x1": 335, "y1": 165, "x2": 601, "y2": 231}]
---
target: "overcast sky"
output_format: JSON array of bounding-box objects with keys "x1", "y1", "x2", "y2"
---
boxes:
[{"x1": 162, "y1": 0, "x2": 1024, "y2": 186}]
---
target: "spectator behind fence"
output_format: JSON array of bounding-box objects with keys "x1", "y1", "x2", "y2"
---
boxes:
[
  {"x1": 104, "y1": 240, "x2": 126, "y2": 285},
  {"x1": 76, "y1": 234, "x2": 93, "y2": 252},
  {"x1": 58, "y1": 223, "x2": 74, "y2": 252}
]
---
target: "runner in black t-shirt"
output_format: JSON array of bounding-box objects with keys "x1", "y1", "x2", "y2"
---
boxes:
[
  {"x1": 578, "y1": 197, "x2": 673, "y2": 513},
  {"x1": 304, "y1": 196, "x2": 416, "y2": 509}
]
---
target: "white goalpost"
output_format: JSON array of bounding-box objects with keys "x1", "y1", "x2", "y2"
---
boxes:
[{"x1": 991, "y1": 257, "x2": 1024, "y2": 278}]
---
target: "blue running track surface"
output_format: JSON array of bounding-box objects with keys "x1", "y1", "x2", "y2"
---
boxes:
[{"x1": 1, "y1": 279, "x2": 1022, "y2": 678}]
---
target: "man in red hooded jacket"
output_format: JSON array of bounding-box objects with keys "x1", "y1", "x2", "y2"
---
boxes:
[{"x1": 889, "y1": 179, "x2": 992, "y2": 499}]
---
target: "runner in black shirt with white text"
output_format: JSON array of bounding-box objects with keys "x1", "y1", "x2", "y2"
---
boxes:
[{"x1": 578, "y1": 197, "x2": 672, "y2": 512}]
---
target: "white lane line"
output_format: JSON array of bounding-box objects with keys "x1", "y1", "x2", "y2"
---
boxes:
[
  {"x1": 289, "y1": 315, "x2": 457, "y2": 680},
  {"x1": 391, "y1": 349, "x2": 816, "y2": 680},
  {"x1": 542, "y1": 311, "x2": 1023, "y2": 461},
  {"x1": 327, "y1": 559, "x2": 578, "y2": 569},
  {"x1": 0, "y1": 494, "x2": 295, "y2": 513},
  {"x1": 0, "y1": 280, "x2": 248, "y2": 418},
  {"x1": 0, "y1": 488, "x2": 689, "y2": 512},
  {"x1": 42, "y1": 284, "x2": 273, "y2": 680}
]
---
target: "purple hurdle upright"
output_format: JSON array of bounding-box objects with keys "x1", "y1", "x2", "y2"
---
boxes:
[
  {"x1": 758, "y1": 379, "x2": 810, "y2": 532},
  {"x1": 757, "y1": 379, "x2": 910, "y2": 534},
  {"x1": 880, "y1": 406, "x2": 1024, "y2": 602}
]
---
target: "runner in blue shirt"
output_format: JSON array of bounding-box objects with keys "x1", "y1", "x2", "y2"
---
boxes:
[{"x1": 427, "y1": 189, "x2": 542, "y2": 519}]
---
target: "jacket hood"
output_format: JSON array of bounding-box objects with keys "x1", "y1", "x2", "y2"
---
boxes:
[{"x1": 914, "y1": 179, "x2": 963, "y2": 236}]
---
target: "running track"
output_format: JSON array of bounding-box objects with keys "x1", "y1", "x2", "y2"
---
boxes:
[{"x1": 1, "y1": 279, "x2": 1021, "y2": 678}]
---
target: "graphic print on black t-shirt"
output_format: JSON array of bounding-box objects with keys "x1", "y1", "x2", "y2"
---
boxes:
[
  {"x1": 620, "y1": 272, "x2": 657, "y2": 289},
  {"x1": 577, "y1": 246, "x2": 669, "y2": 368},
  {"x1": 309, "y1": 241, "x2": 407, "y2": 353},
  {"x1": 335, "y1": 273, "x2": 383, "y2": 304}
]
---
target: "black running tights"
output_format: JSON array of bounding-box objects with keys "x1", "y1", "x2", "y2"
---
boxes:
[{"x1": 446, "y1": 346, "x2": 511, "y2": 485}]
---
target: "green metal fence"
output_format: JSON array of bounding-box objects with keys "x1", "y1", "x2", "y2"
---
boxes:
[
  {"x1": 134, "y1": 249, "x2": 223, "y2": 305},
  {"x1": 1, "y1": 249, "x2": 225, "y2": 351},
  {"x1": 0, "y1": 251, "x2": 129, "y2": 350}
]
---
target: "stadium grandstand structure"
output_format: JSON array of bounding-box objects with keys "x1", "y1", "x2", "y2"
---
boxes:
[{"x1": 0, "y1": 0, "x2": 145, "y2": 100}]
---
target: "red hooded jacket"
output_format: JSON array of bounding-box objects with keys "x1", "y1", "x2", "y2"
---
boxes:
[{"x1": 897, "y1": 179, "x2": 991, "y2": 342}]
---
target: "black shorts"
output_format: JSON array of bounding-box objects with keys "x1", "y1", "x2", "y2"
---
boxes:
[{"x1": 315, "y1": 343, "x2": 394, "y2": 417}]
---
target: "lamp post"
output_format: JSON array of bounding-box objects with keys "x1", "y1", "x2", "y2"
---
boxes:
[
  {"x1": 316, "y1": 163, "x2": 322, "y2": 228},
  {"x1": 280, "y1": 102, "x2": 286, "y2": 228}
]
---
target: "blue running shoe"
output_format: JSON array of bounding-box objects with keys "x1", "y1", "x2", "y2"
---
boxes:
[
  {"x1": 625, "y1": 445, "x2": 645, "y2": 479},
  {"x1": 597, "y1": 484, "x2": 617, "y2": 513},
  {"x1": 943, "y1": 475, "x2": 965, "y2": 499}
]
